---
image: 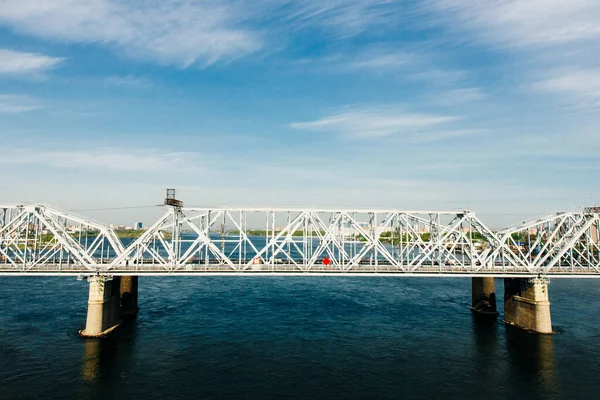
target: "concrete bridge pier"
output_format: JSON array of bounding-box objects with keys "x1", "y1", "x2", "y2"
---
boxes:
[
  {"x1": 79, "y1": 276, "x2": 122, "y2": 338},
  {"x1": 470, "y1": 277, "x2": 498, "y2": 316},
  {"x1": 120, "y1": 276, "x2": 139, "y2": 318},
  {"x1": 503, "y1": 278, "x2": 552, "y2": 334}
]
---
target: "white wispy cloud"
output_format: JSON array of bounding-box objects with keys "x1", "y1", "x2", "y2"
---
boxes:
[
  {"x1": 280, "y1": 0, "x2": 407, "y2": 37},
  {"x1": 425, "y1": 1, "x2": 600, "y2": 110},
  {"x1": 103, "y1": 75, "x2": 152, "y2": 89},
  {"x1": 0, "y1": 48, "x2": 63, "y2": 75},
  {"x1": 0, "y1": 0, "x2": 407, "y2": 67},
  {"x1": 294, "y1": 47, "x2": 415, "y2": 73},
  {"x1": 426, "y1": 0, "x2": 600, "y2": 49},
  {"x1": 0, "y1": 0, "x2": 262, "y2": 67},
  {"x1": 409, "y1": 68, "x2": 465, "y2": 85},
  {"x1": 414, "y1": 161, "x2": 481, "y2": 171},
  {"x1": 0, "y1": 147, "x2": 204, "y2": 173},
  {"x1": 302, "y1": 44, "x2": 466, "y2": 88},
  {"x1": 347, "y1": 50, "x2": 415, "y2": 70},
  {"x1": 427, "y1": 87, "x2": 486, "y2": 107},
  {"x1": 0, "y1": 94, "x2": 43, "y2": 113},
  {"x1": 289, "y1": 106, "x2": 459, "y2": 138},
  {"x1": 408, "y1": 129, "x2": 483, "y2": 143},
  {"x1": 534, "y1": 68, "x2": 600, "y2": 110}
]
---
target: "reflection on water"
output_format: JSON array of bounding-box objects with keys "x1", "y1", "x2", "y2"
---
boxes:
[
  {"x1": 471, "y1": 313, "x2": 558, "y2": 400},
  {"x1": 472, "y1": 314, "x2": 503, "y2": 392},
  {"x1": 82, "y1": 338, "x2": 119, "y2": 383},
  {"x1": 82, "y1": 340, "x2": 102, "y2": 382},
  {"x1": 80, "y1": 323, "x2": 139, "y2": 400},
  {"x1": 505, "y1": 327, "x2": 558, "y2": 399}
]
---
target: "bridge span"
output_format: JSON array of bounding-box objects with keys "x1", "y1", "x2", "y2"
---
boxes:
[{"x1": 2, "y1": 202, "x2": 600, "y2": 336}]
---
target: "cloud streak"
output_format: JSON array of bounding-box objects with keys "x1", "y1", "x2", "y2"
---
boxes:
[
  {"x1": 0, "y1": 147, "x2": 205, "y2": 173},
  {"x1": 427, "y1": 87, "x2": 486, "y2": 107},
  {"x1": 297, "y1": 44, "x2": 468, "y2": 92},
  {"x1": 289, "y1": 106, "x2": 460, "y2": 138},
  {"x1": 424, "y1": 1, "x2": 600, "y2": 110},
  {"x1": 0, "y1": 48, "x2": 63, "y2": 75},
  {"x1": 426, "y1": 0, "x2": 600, "y2": 49},
  {"x1": 534, "y1": 68, "x2": 600, "y2": 110},
  {"x1": 0, "y1": 94, "x2": 44, "y2": 113},
  {"x1": 103, "y1": 75, "x2": 153, "y2": 89},
  {"x1": 0, "y1": 0, "x2": 262, "y2": 67},
  {"x1": 347, "y1": 50, "x2": 415, "y2": 70},
  {"x1": 277, "y1": 0, "x2": 407, "y2": 37},
  {"x1": 0, "y1": 0, "x2": 409, "y2": 68}
]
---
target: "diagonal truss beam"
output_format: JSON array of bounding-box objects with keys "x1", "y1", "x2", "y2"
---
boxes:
[{"x1": 2, "y1": 204, "x2": 600, "y2": 275}]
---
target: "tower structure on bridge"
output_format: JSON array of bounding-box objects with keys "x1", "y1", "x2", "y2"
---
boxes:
[{"x1": 164, "y1": 188, "x2": 183, "y2": 208}]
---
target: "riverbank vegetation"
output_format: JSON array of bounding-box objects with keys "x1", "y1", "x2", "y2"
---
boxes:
[{"x1": 354, "y1": 231, "x2": 490, "y2": 244}]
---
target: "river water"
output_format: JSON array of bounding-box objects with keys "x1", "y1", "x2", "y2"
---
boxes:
[{"x1": 1, "y1": 277, "x2": 599, "y2": 399}]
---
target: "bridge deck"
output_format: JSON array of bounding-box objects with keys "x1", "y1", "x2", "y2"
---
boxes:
[{"x1": 1, "y1": 264, "x2": 599, "y2": 278}]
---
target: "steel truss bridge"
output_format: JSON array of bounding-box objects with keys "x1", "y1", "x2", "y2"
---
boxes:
[{"x1": 1, "y1": 204, "x2": 600, "y2": 277}]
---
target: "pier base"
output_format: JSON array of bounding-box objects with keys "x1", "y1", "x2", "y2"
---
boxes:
[
  {"x1": 79, "y1": 276, "x2": 122, "y2": 338},
  {"x1": 120, "y1": 276, "x2": 139, "y2": 318},
  {"x1": 470, "y1": 277, "x2": 498, "y2": 316},
  {"x1": 503, "y1": 278, "x2": 552, "y2": 334}
]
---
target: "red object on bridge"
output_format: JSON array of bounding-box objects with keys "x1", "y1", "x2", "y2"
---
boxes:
[{"x1": 322, "y1": 257, "x2": 331, "y2": 266}]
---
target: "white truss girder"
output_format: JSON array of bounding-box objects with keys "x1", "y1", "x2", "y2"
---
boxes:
[
  {"x1": 0, "y1": 204, "x2": 123, "y2": 272},
  {"x1": 1, "y1": 204, "x2": 600, "y2": 276}
]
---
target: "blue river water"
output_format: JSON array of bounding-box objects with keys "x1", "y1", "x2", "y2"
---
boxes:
[{"x1": 1, "y1": 277, "x2": 600, "y2": 399}]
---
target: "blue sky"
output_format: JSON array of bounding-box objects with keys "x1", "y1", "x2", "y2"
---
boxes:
[{"x1": 1, "y1": 0, "x2": 599, "y2": 226}]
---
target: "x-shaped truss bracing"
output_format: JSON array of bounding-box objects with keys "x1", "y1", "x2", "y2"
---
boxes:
[
  {"x1": 494, "y1": 212, "x2": 600, "y2": 275},
  {"x1": 1, "y1": 204, "x2": 599, "y2": 276},
  {"x1": 0, "y1": 204, "x2": 123, "y2": 273}
]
